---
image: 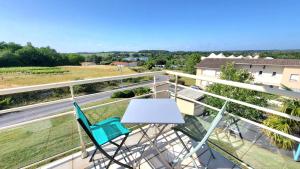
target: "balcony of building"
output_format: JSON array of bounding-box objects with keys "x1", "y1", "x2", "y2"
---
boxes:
[{"x1": 0, "y1": 71, "x2": 299, "y2": 169}]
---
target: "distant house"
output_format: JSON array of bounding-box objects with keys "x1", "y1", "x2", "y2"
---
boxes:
[
  {"x1": 138, "y1": 57, "x2": 149, "y2": 61},
  {"x1": 201, "y1": 53, "x2": 261, "y2": 60},
  {"x1": 123, "y1": 56, "x2": 149, "y2": 62},
  {"x1": 80, "y1": 62, "x2": 96, "y2": 66},
  {"x1": 196, "y1": 58, "x2": 300, "y2": 91},
  {"x1": 111, "y1": 61, "x2": 137, "y2": 67},
  {"x1": 155, "y1": 65, "x2": 165, "y2": 68},
  {"x1": 123, "y1": 57, "x2": 137, "y2": 62}
]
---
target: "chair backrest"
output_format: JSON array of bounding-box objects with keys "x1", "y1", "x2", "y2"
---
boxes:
[
  {"x1": 177, "y1": 101, "x2": 228, "y2": 164},
  {"x1": 73, "y1": 102, "x2": 92, "y2": 133}
]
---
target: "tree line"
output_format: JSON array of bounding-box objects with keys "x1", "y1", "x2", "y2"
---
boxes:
[
  {"x1": 2, "y1": 41, "x2": 300, "y2": 69},
  {"x1": 0, "y1": 42, "x2": 85, "y2": 67}
]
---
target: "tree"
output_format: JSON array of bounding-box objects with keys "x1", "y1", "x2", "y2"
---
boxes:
[
  {"x1": 39, "y1": 47, "x2": 63, "y2": 66},
  {"x1": 205, "y1": 63, "x2": 268, "y2": 121},
  {"x1": 66, "y1": 54, "x2": 85, "y2": 65},
  {"x1": 16, "y1": 46, "x2": 53, "y2": 66},
  {"x1": 184, "y1": 53, "x2": 202, "y2": 74},
  {"x1": 155, "y1": 59, "x2": 166, "y2": 65},
  {"x1": 0, "y1": 42, "x2": 22, "y2": 52},
  {"x1": 145, "y1": 60, "x2": 155, "y2": 70},
  {"x1": 0, "y1": 50, "x2": 23, "y2": 67},
  {"x1": 86, "y1": 54, "x2": 102, "y2": 63}
]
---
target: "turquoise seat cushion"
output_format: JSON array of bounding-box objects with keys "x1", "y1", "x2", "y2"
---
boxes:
[{"x1": 91, "y1": 117, "x2": 131, "y2": 145}]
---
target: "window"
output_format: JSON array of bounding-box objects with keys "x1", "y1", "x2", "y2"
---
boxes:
[
  {"x1": 272, "y1": 72, "x2": 276, "y2": 76},
  {"x1": 290, "y1": 74, "x2": 299, "y2": 82},
  {"x1": 259, "y1": 71, "x2": 263, "y2": 75},
  {"x1": 263, "y1": 65, "x2": 266, "y2": 69},
  {"x1": 250, "y1": 65, "x2": 252, "y2": 68}
]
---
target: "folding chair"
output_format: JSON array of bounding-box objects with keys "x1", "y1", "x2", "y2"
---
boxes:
[
  {"x1": 172, "y1": 101, "x2": 228, "y2": 168},
  {"x1": 73, "y1": 102, "x2": 132, "y2": 168}
]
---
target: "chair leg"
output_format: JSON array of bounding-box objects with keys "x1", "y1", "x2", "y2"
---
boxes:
[
  {"x1": 98, "y1": 134, "x2": 132, "y2": 169},
  {"x1": 174, "y1": 131, "x2": 199, "y2": 168},
  {"x1": 177, "y1": 135, "x2": 214, "y2": 169},
  {"x1": 208, "y1": 147, "x2": 215, "y2": 159},
  {"x1": 175, "y1": 131, "x2": 189, "y2": 152},
  {"x1": 89, "y1": 148, "x2": 98, "y2": 162}
]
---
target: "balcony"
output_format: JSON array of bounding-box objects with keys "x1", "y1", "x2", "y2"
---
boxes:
[{"x1": 0, "y1": 71, "x2": 299, "y2": 169}]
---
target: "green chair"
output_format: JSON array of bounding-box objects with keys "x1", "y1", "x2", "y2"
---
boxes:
[
  {"x1": 172, "y1": 101, "x2": 228, "y2": 168},
  {"x1": 73, "y1": 102, "x2": 132, "y2": 168}
]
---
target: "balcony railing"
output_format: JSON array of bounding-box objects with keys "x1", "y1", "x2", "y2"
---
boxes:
[{"x1": 0, "y1": 70, "x2": 299, "y2": 169}]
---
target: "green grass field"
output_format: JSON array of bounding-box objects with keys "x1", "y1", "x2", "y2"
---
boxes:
[
  {"x1": 0, "y1": 67, "x2": 68, "y2": 74},
  {"x1": 0, "y1": 98, "x2": 131, "y2": 169},
  {"x1": 0, "y1": 65, "x2": 136, "y2": 89}
]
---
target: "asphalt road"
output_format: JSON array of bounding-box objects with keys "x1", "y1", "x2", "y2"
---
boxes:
[{"x1": 0, "y1": 75, "x2": 169, "y2": 128}]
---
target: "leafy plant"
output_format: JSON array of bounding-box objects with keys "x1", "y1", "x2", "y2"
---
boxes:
[
  {"x1": 205, "y1": 63, "x2": 268, "y2": 121},
  {"x1": 111, "y1": 90, "x2": 135, "y2": 98},
  {"x1": 263, "y1": 99, "x2": 300, "y2": 150},
  {"x1": 0, "y1": 97, "x2": 13, "y2": 109},
  {"x1": 111, "y1": 87, "x2": 151, "y2": 98}
]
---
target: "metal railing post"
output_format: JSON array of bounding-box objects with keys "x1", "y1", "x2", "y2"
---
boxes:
[
  {"x1": 70, "y1": 85, "x2": 88, "y2": 158},
  {"x1": 174, "y1": 75, "x2": 178, "y2": 101},
  {"x1": 153, "y1": 75, "x2": 157, "y2": 98}
]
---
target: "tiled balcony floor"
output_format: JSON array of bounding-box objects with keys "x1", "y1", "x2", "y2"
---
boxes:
[{"x1": 41, "y1": 126, "x2": 239, "y2": 169}]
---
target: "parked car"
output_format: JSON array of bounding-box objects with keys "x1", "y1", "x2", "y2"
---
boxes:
[{"x1": 190, "y1": 85, "x2": 202, "y2": 90}]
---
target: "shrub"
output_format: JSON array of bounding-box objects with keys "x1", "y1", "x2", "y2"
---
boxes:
[
  {"x1": 111, "y1": 90, "x2": 134, "y2": 98},
  {"x1": 111, "y1": 87, "x2": 151, "y2": 98},
  {"x1": 205, "y1": 63, "x2": 268, "y2": 121},
  {"x1": 122, "y1": 90, "x2": 135, "y2": 98},
  {"x1": 133, "y1": 87, "x2": 151, "y2": 96},
  {"x1": 169, "y1": 77, "x2": 185, "y2": 85},
  {"x1": 263, "y1": 99, "x2": 300, "y2": 150},
  {"x1": 0, "y1": 97, "x2": 13, "y2": 109}
]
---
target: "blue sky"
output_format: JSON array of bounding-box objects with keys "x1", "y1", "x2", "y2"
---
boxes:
[{"x1": 0, "y1": 0, "x2": 300, "y2": 52}]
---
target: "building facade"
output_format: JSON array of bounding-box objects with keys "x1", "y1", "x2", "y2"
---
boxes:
[{"x1": 196, "y1": 58, "x2": 300, "y2": 91}]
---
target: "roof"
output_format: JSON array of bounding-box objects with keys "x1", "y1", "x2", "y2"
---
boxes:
[
  {"x1": 177, "y1": 88, "x2": 204, "y2": 100},
  {"x1": 196, "y1": 58, "x2": 300, "y2": 69}
]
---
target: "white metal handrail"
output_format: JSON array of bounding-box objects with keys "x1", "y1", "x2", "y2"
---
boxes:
[
  {"x1": 173, "y1": 92, "x2": 300, "y2": 143},
  {"x1": 166, "y1": 70, "x2": 300, "y2": 99},
  {"x1": 0, "y1": 71, "x2": 164, "y2": 161},
  {"x1": 0, "y1": 71, "x2": 164, "y2": 96},
  {"x1": 1, "y1": 70, "x2": 299, "y2": 169},
  {"x1": 170, "y1": 82, "x2": 300, "y2": 122},
  {"x1": 0, "y1": 90, "x2": 168, "y2": 131},
  {"x1": 0, "y1": 80, "x2": 167, "y2": 115}
]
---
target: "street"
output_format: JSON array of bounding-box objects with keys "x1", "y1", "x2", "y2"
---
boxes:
[{"x1": 0, "y1": 75, "x2": 169, "y2": 128}]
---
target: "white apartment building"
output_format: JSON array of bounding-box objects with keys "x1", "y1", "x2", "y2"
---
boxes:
[{"x1": 196, "y1": 58, "x2": 300, "y2": 91}]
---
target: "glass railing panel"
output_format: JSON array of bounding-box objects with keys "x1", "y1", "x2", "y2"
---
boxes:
[
  {"x1": 0, "y1": 114, "x2": 80, "y2": 169},
  {"x1": 206, "y1": 113, "x2": 299, "y2": 169},
  {"x1": 0, "y1": 97, "x2": 141, "y2": 169},
  {"x1": 188, "y1": 99, "x2": 300, "y2": 169}
]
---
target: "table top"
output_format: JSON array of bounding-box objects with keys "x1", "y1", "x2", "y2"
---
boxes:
[{"x1": 121, "y1": 99, "x2": 185, "y2": 124}]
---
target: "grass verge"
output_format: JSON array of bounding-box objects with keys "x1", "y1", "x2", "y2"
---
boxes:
[{"x1": 0, "y1": 98, "x2": 131, "y2": 169}]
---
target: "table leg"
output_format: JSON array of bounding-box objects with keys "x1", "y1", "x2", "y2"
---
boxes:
[
  {"x1": 132, "y1": 124, "x2": 153, "y2": 168},
  {"x1": 136, "y1": 125, "x2": 172, "y2": 169}
]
